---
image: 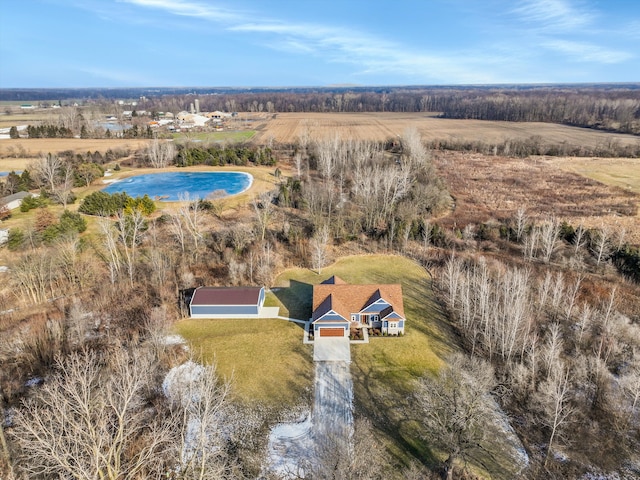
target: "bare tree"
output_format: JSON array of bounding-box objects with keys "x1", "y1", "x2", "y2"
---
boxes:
[
  {"x1": 163, "y1": 361, "x2": 235, "y2": 479},
  {"x1": 621, "y1": 361, "x2": 640, "y2": 423},
  {"x1": 573, "y1": 223, "x2": 587, "y2": 254},
  {"x1": 540, "y1": 218, "x2": 560, "y2": 263},
  {"x1": 31, "y1": 153, "x2": 62, "y2": 192},
  {"x1": 416, "y1": 354, "x2": 496, "y2": 480},
  {"x1": 52, "y1": 162, "x2": 74, "y2": 208},
  {"x1": 10, "y1": 350, "x2": 171, "y2": 479},
  {"x1": 591, "y1": 225, "x2": 612, "y2": 266},
  {"x1": 99, "y1": 216, "x2": 122, "y2": 284},
  {"x1": 175, "y1": 193, "x2": 205, "y2": 261},
  {"x1": 147, "y1": 136, "x2": 176, "y2": 168},
  {"x1": 514, "y1": 207, "x2": 528, "y2": 242},
  {"x1": 10, "y1": 250, "x2": 56, "y2": 304},
  {"x1": 253, "y1": 192, "x2": 274, "y2": 242},
  {"x1": 523, "y1": 226, "x2": 539, "y2": 261},
  {"x1": 310, "y1": 224, "x2": 330, "y2": 274},
  {"x1": 303, "y1": 418, "x2": 386, "y2": 480},
  {"x1": 115, "y1": 209, "x2": 147, "y2": 286},
  {"x1": 535, "y1": 361, "x2": 574, "y2": 467}
]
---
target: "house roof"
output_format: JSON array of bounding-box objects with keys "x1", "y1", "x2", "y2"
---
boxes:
[
  {"x1": 321, "y1": 275, "x2": 347, "y2": 285},
  {"x1": 191, "y1": 286, "x2": 263, "y2": 306},
  {"x1": 312, "y1": 282, "x2": 405, "y2": 322},
  {"x1": 0, "y1": 191, "x2": 31, "y2": 205}
]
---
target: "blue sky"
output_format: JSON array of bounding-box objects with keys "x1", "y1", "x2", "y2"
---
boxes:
[{"x1": 1, "y1": 0, "x2": 638, "y2": 87}]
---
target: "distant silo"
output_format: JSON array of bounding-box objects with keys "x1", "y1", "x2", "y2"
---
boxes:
[{"x1": 194, "y1": 99, "x2": 200, "y2": 113}]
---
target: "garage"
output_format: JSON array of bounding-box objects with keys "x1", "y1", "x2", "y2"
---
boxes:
[{"x1": 319, "y1": 327, "x2": 345, "y2": 337}]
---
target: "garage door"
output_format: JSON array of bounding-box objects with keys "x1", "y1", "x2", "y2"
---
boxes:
[{"x1": 319, "y1": 328, "x2": 344, "y2": 337}]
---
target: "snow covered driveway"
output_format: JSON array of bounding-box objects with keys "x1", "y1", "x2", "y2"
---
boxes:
[{"x1": 312, "y1": 361, "x2": 353, "y2": 443}]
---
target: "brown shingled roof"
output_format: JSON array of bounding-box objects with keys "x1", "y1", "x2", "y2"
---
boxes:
[
  {"x1": 312, "y1": 283, "x2": 405, "y2": 322},
  {"x1": 191, "y1": 286, "x2": 263, "y2": 306}
]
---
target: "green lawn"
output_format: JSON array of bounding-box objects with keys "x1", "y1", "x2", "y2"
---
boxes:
[
  {"x1": 175, "y1": 314, "x2": 312, "y2": 408},
  {"x1": 171, "y1": 130, "x2": 256, "y2": 143}
]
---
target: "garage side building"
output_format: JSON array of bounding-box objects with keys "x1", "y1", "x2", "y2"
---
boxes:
[{"x1": 190, "y1": 286, "x2": 266, "y2": 318}]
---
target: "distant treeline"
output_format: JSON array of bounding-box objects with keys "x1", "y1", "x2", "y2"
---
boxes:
[
  {"x1": 139, "y1": 86, "x2": 640, "y2": 136},
  {"x1": 429, "y1": 135, "x2": 640, "y2": 158}
]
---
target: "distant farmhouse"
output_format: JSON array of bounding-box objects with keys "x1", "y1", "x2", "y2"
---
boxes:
[{"x1": 311, "y1": 276, "x2": 406, "y2": 338}]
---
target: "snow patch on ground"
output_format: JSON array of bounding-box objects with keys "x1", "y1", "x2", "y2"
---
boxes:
[
  {"x1": 24, "y1": 377, "x2": 43, "y2": 387},
  {"x1": 162, "y1": 361, "x2": 205, "y2": 405},
  {"x1": 268, "y1": 414, "x2": 314, "y2": 479},
  {"x1": 491, "y1": 399, "x2": 530, "y2": 470},
  {"x1": 163, "y1": 334, "x2": 187, "y2": 346}
]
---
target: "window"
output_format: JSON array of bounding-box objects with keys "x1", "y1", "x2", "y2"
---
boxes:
[
  {"x1": 372, "y1": 315, "x2": 379, "y2": 322},
  {"x1": 390, "y1": 323, "x2": 397, "y2": 329}
]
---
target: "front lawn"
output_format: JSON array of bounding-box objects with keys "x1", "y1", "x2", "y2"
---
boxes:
[{"x1": 274, "y1": 254, "x2": 457, "y2": 472}]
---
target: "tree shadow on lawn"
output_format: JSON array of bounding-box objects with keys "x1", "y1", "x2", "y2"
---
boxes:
[
  {"x1": 351, "y1": 354, "x2": 439, "y2": 472},
  {"x1": 271, "y1": 279, "x2": 313, "y2": 321},
  {"x1": 370, "y1": 270, "x2": 459, "y2": 355}
]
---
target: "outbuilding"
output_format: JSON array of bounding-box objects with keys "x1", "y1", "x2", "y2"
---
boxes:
[
  {"x1": 0, "y1": 192, "x2": 32, "y2": 211},
  {"x1": 189, "y1": 286, "x2": 266, "y2": 318}
]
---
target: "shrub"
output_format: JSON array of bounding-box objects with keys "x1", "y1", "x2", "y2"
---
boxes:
[
  {"x1": 7, "y1": 228, "x2": 25, "y2": 251},
  {"x1": 79, "y1": 191, "x2": 155, "y2": 217},
  {"x1": 59, "y1": 210, "x2": 87, "y2": 234},
  {"x1": 20, "y1": 195, "x2": 48, "y2": 212}
]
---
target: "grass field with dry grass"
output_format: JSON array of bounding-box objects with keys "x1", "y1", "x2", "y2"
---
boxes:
[
  {"x1": 0, "y1": 138, "x2": 150, "y2": 171},
  {"x1": 545, "y1": 156, "x2": 640, "y2": 194},
  {"x1": 434, "y1": 151, "x2": 640, "y2": 243},
  {"x1": 253, "y1": 112, "x2": 640, "y2": 148}
]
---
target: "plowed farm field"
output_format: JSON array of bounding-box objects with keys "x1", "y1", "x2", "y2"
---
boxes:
[{"x1": 254, "y1": 112, "x2": 640, "y2": 149}]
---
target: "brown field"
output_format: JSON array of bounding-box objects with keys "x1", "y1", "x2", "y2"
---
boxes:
[
  {"x1": 434, "y1": 151, "x2": 640, "y2": 243},
  {"x1": 254, "y1": 112, "x2": 640, "y2": 148},
  {"x1": 0, "y1": 111, "x2": 54, "y2": 129},
  {"x1": 0, "y1": 139, "x2": 151, "y2": 171}
]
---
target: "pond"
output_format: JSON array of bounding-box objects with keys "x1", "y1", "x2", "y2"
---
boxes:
[{"x1": 102, "y1": 171, "x2": 253, "y2": 201}]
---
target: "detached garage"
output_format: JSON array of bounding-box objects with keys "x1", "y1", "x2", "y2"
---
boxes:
[{"x1": 189, "y1": 286, "x2": 266, "y2": 318}]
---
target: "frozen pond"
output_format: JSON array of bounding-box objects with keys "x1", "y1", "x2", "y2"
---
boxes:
[{"x1": 103, "y1": 171, "x2": 253, "y2": 201}]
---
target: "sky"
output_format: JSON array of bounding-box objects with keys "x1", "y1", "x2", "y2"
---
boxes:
[{"x1": 0, "y1": 0, "x2": 639, "y2": 88}]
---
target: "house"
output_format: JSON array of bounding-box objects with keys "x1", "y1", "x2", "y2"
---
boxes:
[
  {"x1": 0, "y1": 192, "x2": 31, "y2": 211},
  {"x1": 189, "y1": 286, "x2": 266, "y2": 318},
  {"x1": 311, "y1": 276, "x2": 406, "y2": 338}
]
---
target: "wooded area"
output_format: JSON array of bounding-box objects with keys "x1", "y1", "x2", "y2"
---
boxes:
[{"x1": 1, "y1": 86, "x2": 639, "y2": 479}]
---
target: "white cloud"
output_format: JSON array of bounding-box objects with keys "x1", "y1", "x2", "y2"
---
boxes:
[
  {"x1": 110, "y1": 0, "x2": 561, "y2": 84},
  {"x1": 119, "y1": 0, "x2": 240, "y2": 22},
  {"x1": 511, "y1": 0, "x2": 594, "y2": 30},
  {"x1": 543, "y1": 40, "x2": 633, "y2": 63}
]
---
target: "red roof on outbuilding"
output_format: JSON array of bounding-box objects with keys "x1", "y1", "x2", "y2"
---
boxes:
[{"x1": 191, "y1": 286, "x2": 263, "y2": 306}]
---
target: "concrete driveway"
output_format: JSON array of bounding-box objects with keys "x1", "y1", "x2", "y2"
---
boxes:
[{"x1": 313, "y1": 337, "x2": 351, "y2": 362}]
